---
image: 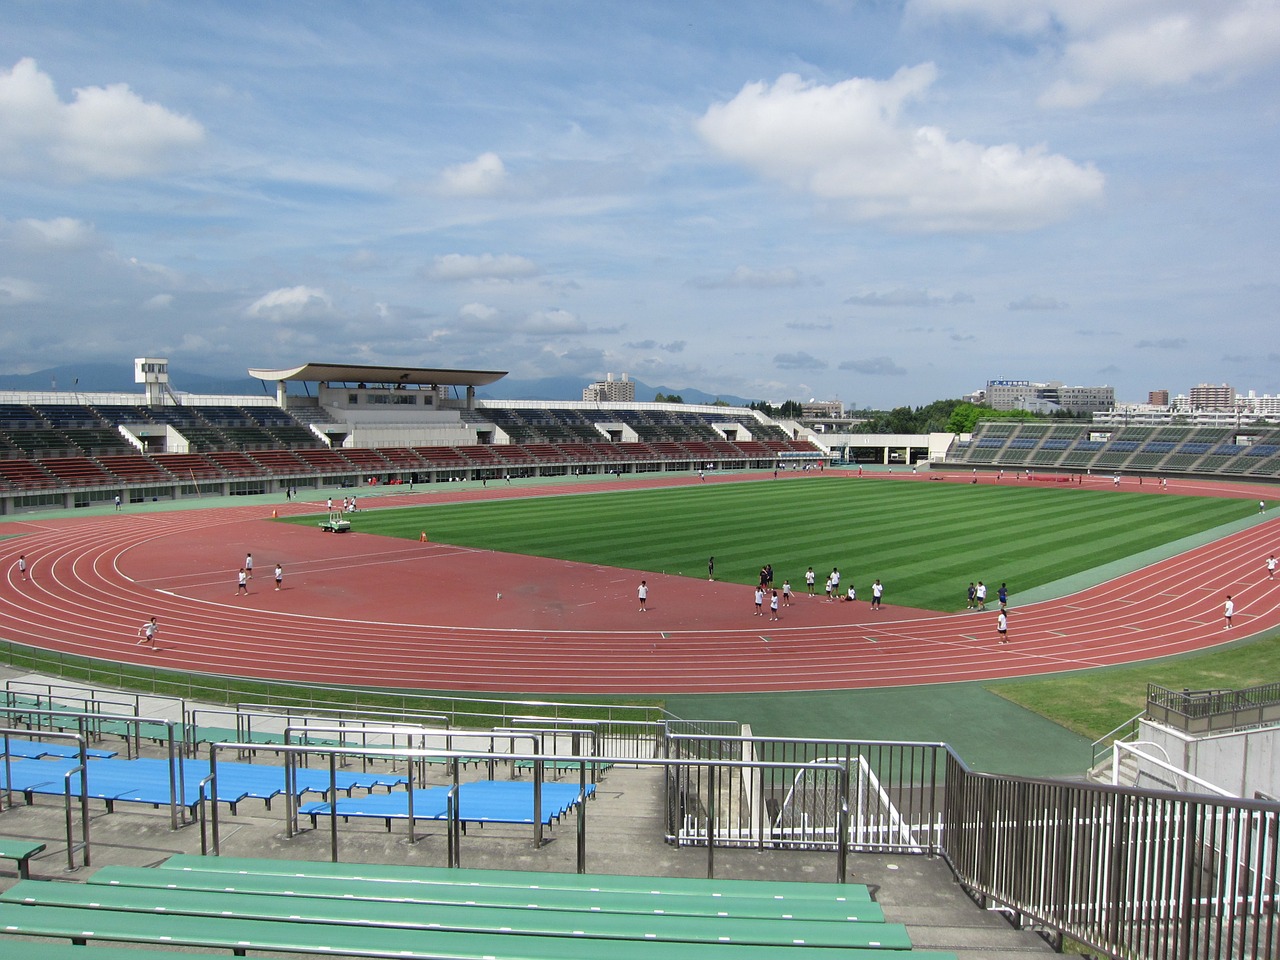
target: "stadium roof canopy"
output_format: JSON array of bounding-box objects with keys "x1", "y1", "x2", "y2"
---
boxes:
[{"x1": 248, "y1": 362, "x2": 507, "y2": 387}]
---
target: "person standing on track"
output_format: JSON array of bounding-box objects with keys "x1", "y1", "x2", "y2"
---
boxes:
[
  {"x1": 1268, "y1": 555, "x2": 1277, "y2": 580},
  {"x1": 754, "y1": 585, "x2": 764, "y2": 616},
  {"x1": 245, "y1": 553, "x2": 254, "y2": 580},
  {"x1": 769, "y1": 590, "x2": 780, "y2": 621},
  {"x1": 1223, "y1": 595, "x2": 1234, "y2": 629},
  {"x1": 708, "y1": 556, "x2": 714, "y2": 581},
  {"x1": 975, "y1": 581, "x2": 987, "y2": 610},
  {"x1": 966, "y1": 582, "x2": 976, "y2": 609},
  {"x1": 274, "y1": 563, "x2": 284, "y2": 591},
  {"x1": 236, "y1": 568, "x2": 249, "y2": 596},
  {"x1": 997, "y1": 609, "x2": 1008, "y2": 644},
  {"x1": 998, "y1": 582, "x2": 1008, "y2": 610},
  {"x1": 16, "y1": 554, "x2": 27, "y2": 581},
  {"x1": 781, "y1": 579, "x2": 793, "y2": 606},
  {"x1": 638, "y1": 580, "x2": 648, "y2": 612},
  {"x1": 871, "y1": 579, "x2": 884, "y2": 609},
  {"x1": 805, "y1": 566, "x2": 816, "y2": 595},
  {"x1": 136, "y1": 616, "x2": 158, "y2": 648}
]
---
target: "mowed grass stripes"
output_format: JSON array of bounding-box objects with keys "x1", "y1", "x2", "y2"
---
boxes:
[{"x1": 297, "y1": 479, "x2": 1248, "y2": 612}]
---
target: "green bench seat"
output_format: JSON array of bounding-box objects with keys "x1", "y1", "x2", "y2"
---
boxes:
[
  {"x1": 0, "y1": 901, "x2": 954, "y2": 959},
  {"x1": 0, "y1": 837, "x2": 46, "y2": 879},
  {"x1": 91, "y1": 864, "x2": 882, "y2": 922},
  {"x1": 4, "y1": 880, "x2": 906, "y2": 949},
  {"x1": 160, "y1": 854, "x2": 875, "y2": 905}
]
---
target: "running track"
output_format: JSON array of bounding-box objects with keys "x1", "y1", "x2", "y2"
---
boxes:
[{"x1": 1, "y1": 472, "x2": 1277, "y2": 695}]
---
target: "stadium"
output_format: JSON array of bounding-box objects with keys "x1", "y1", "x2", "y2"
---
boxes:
[{"x1": 1, "y1": 358, "x2": 1277, "y2": 960}]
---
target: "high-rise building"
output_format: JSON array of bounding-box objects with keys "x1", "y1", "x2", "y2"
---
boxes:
[
  {"x1": 583, "y1": 373, "x2": 636, "y2": 403},
  {"x1": 1188, "y1": 384, "x2": 1235, "y2": 410},
  {"x1": 1148, "y1": 390, "x2": 1169, "y2": 406}
]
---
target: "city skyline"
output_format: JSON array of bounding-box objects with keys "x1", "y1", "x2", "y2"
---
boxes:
[{"x1": 1, "y1": 2, "x2": 1277, "y2": 409}]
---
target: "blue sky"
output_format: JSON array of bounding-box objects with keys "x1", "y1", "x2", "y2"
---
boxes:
[{"x1": 1, "y1": 1, "x2": 1277, "y2": 407}]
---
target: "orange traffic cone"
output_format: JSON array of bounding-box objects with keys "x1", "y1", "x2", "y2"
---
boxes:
[
  {"x1": 420, "y1": 531, "x2": 428, "y2": 543},
  {"x1": 272, "y1": 509, "x2": 278, "y2": 519}
]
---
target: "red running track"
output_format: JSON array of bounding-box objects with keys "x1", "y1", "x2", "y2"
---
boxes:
[{"x1": 1, "y1": 473, "x2": 1278, "y2": 694}]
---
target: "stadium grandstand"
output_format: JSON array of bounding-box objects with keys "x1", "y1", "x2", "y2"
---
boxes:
[
  {"x1": 0, "y1": 359, "x2": 825, "y2": 515},
  {"x1": 941, "y1": 419, "x2": 1280, "y2": 482}
]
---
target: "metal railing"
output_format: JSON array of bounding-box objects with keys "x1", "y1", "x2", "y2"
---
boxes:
[
  {"x1": 941, "y1": 752, "x2": 1279, "y2": 960},
  {"x1": 1147, "y1": 682, "x2": 1280, "y2": 735},
  {"x1": 667, "y1": 731, "x2": 1278, "y2": 959}
]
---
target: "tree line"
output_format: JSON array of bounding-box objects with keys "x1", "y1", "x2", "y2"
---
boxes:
[{"x1": 748, "y1": 397, "x2": 1088, "y2": 434}]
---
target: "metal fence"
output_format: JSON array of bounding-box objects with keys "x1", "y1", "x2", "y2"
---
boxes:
[
  {"x1": 941, "y1": 753, "x2": 1278, "y2": 960},
  {"x1": 667, "y1": 732, "x2": 1278, "y2": 960},
  {"x1": 1147, "y1": 682, "x2": 1280, "y2": 735}
]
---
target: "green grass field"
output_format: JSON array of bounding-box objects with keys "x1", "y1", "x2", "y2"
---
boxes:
[
  {"x1": 289, "y1": 477, "x2": 1249, "y2": 612},
  {"x1": 987, "y1": 632, "x2": 1280, "y2": 741}
]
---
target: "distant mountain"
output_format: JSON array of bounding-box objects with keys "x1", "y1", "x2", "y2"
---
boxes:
[
  {"x1": 0, "y1": 363, "x2": 268, "y2": 397},
  {"x1": 0, "y1": 364, "x2": 755, "y2": 407}
]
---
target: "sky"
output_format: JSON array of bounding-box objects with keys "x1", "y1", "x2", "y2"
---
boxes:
[{"x1": 1, "y1": 1, "x2": 1278, "y2": 408}]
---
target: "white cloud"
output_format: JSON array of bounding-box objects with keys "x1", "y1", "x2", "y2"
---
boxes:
[
  {"x1": 17, "y1": 216, "x2": 95, "y2": 247},
  {"x1": 439, "y1": 152, "x2": 507, "y2": 197},
  {"x1": 458, "y1": 302, "x2": 499, "y2": 322},
  {"x1": 143, "y1": 293, "x2": 174, "y2": 310},
  {"x1": 524, "y1": 308, "x2": 585, "y2": 336},
  {"x1": 246, "y1": 285, "x2": 332, "y2": 319},
  {"x1": 839, "y1": 356, "x2": 909, "y2": 376},
  {"x1": 846, "y1": 288, "x2": 973, "y2": 307},
  {"x1": 911, "y1": 1, "x2": 1280, "y2": 106},
  {"x1": 697, "y1": 67, "x2": 1103, "y2": 231},
  {"x1": 429, "y1": 253, "x2": 538, "y2": 282},
  {"x1": 1008, "y1": 294, "x2": 1068, "y2": 310},
  {"x1": 690, "y1": 265, "x2": 807, "y2": 289},
  {"x1": 0, "y1": 276, "x2": 43, "y2": 302},
  {"x1": 0, "y1": 58, "x2": 204, "y2": 179}
]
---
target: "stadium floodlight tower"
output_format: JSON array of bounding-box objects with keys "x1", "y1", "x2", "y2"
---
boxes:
[{"x1": 135, "y1": 357, "x2": 180, "y2": 406}]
